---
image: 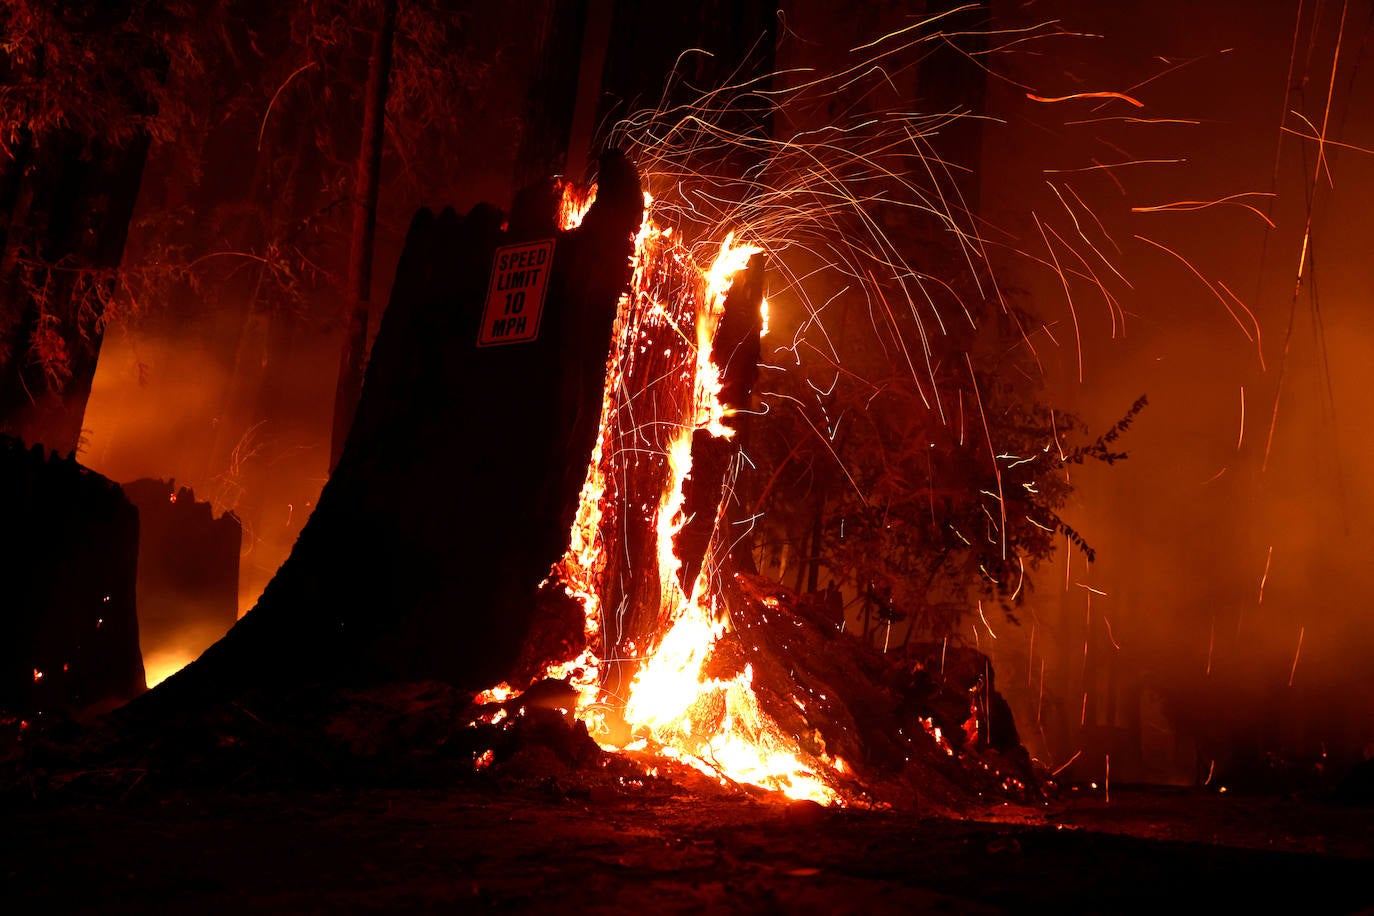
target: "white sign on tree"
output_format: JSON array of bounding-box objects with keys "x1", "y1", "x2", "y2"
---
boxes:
[{"x1": 478, "y1": 239, "x2": 555, "y2": 347}]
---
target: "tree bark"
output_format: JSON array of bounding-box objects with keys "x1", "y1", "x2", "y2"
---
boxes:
[{"x1": 0, "y1": 5, "x2": 163, "y2": 456}]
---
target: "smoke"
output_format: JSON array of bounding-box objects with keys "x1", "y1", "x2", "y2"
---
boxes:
[{"x1": 977, "y1": 0, "x2": 1374, "y2": 782}]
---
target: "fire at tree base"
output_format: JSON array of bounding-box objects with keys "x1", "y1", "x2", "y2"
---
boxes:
[{"x1": 466, "y1": 570, "x2": 1042, "y2": 812}]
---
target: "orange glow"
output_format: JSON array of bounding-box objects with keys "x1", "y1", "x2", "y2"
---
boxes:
[
  {"x1": 144, "y1": 649, "x2": 197, "y2": 688},
  {"x1": 557, "y1": 180, "x2": 597, "y2": 230}
]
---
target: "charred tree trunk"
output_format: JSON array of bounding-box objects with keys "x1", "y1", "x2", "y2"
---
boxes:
[
  {"x1": 331, "y1": 0, "x2": 400, "y2": 473},
  {"x1": 135, "y1": 153, "x2": 643, "y2": 709},
  {"x1": 512, "y1": 0, "x2": 614, "y2": 190}
]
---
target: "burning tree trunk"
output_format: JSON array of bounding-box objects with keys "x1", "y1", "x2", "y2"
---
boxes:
[
  {"x1": 533, "y1": 225, "x2": 767, "y2": 704},
  {"x1": 676, "y1": 254, "x2": 764, "y2": 587}
]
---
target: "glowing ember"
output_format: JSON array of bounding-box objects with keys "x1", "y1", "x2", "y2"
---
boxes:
[{"x1": 474, "y1": 683, "x2": 516, "y2": 705}]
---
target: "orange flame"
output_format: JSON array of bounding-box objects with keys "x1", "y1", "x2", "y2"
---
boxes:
[
  {"x1": 540, "y1": 186, "x2": 842, "y2": 805},
  {"x1": 557, "y1": 180, "x2": 597, "y2": 231}
]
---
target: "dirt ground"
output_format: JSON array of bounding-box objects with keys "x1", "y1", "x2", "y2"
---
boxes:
[{"x1": 5, "y1": 776, "x2": 1373, "y2": 914}]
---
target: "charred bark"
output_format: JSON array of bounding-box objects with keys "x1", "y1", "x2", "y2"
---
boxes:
[{"x1": 122, "y1": 479, "x2": 240, "y2": 677}]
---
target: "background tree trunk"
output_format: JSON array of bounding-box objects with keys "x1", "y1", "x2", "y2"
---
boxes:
[
  {"x1": 0, "y1": 133, "x2": 154, "y2": 455},
  {"x1": 0, "y1": 3, "x2": 164, "y2": 456},
  {"x1": 331, "y1": 0, "x2": 400, "y2": 472}
]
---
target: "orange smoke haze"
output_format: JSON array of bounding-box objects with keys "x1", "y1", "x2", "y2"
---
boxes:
[{"x1": 977, "y1": 0, "x2": 1374, "y2": 783}]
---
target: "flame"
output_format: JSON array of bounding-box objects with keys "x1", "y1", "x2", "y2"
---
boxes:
[
  {"x1": 474, "y1": 683, "x2": 516, "y2": 705},
  {"x1": 536, "y1": 199, "x2": 842, "y2": 805},
  {"x1": 557, "y1": 180, "x2": 597, "y2": 230},
  {"x1": 695, "y1": 232, "x2": 760, "y2": 438}
]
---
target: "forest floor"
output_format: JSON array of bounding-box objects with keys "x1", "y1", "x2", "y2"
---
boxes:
[{"x1": 5, "y1": 771, "x2": 1373, "y2": 914}]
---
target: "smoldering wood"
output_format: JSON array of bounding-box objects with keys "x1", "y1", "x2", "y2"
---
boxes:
[
  {"x1": 0, "y1": 435, "x2": 145, "y2": 716},
  {"x1": 128, "y1": 152, "x2": 643, "y2": 713}
]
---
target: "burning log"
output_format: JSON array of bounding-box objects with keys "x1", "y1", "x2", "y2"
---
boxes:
[{"x1": 701, "y1": 575, "x2": 1041, "y2": 810}]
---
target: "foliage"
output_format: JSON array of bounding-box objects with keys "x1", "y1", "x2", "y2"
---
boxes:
[
  {"x1": 0, "y1": 0, "x2": 217, "y2": 155},
  {"x1": 1, "y1": 0, "x2": 498, "y2": 394},
  {"x1": 749, "y1": 234, "x2": 1147, "y2": 640}
]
